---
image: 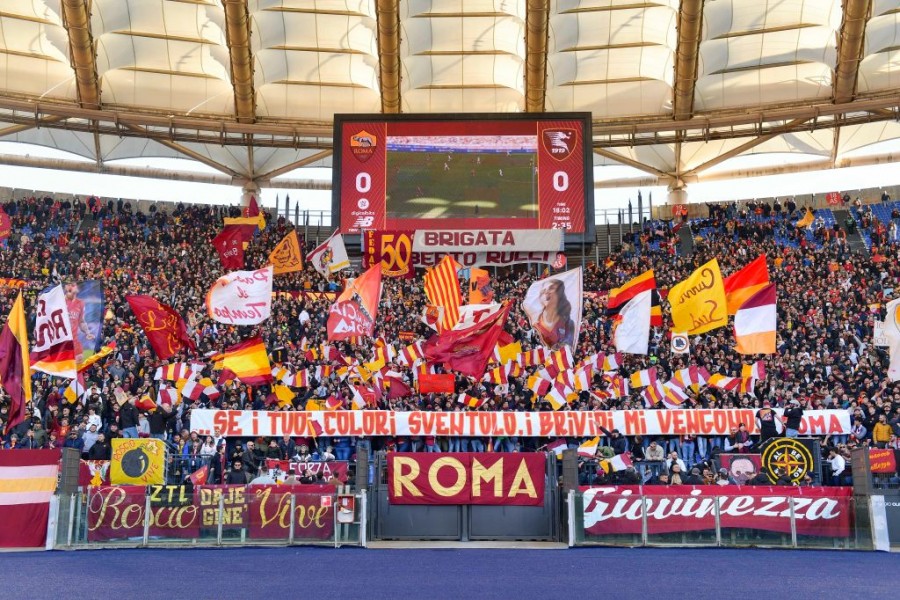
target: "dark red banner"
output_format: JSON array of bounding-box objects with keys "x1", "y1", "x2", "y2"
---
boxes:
[
  {"x1": 264, "y1": 460, "x2": 349, "y2": 481},
  {"x1": 88, "y1": 485, "x2": 201, "y2": 541},
  {"x1": 87, "y1": 484, "x2": 336, "y2": 542},
  {"x1": 364, "y1": 230, "x2": 414, "y2": 278},
  {"x1": 417, "y1": 372, "x2": 455, "y2": 393},
  {"x1": 869, "y1": 448, "x2": 898, "y2": 474},
  {"x1": 388, "y1": 453, "x2": 546, "y2": 506},
  {"x1": 247, "y1": 484, "x2": 336, "y2": 540},
  {"x1": 195, "y1": 485, "x2": 247, "y2": 530},
  {"x1": 580, "y1": 485, "x2": 853, "y2": 538}
]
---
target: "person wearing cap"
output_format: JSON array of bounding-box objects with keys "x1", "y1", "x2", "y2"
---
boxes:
[
  {"x1": 784, "y1": 399, "x2": 804, "y2": 438},
  {"x1": 715, "y1": 468, "x2": 731, "y2": 486}
]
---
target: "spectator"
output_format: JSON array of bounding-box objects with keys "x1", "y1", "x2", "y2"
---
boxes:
[{"x1": 784, "y1": 400, "x2": 804, "y2": 438}]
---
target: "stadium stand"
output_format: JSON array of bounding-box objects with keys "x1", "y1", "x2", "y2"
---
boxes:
[{"x1": 0, "y1": 192, "x2": 897, "y2": 493}]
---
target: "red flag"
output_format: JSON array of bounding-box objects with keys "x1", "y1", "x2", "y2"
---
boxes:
[
  {"x1": 385, "y1": 376, "x2": 412, "y2": 399},
  {"x1": 212, "y1": 225, "x2": 245, "y2": 270},
  {"x1": 418, "y1": 372, "x2": 455, "y2": 393},
  {"x1": 0, "y1": 206, "x2": 11, "y2": 240},
  {"x1": 245, "y1": 196, "x2": 260, "y2": 218},
  {"x1": 135, "y1": 395, "x2": 156, "y2": 412},
  {"x1": 423, "y1": 302, "x2": 512, "y2": 377},
  {"x1": 126, "y1": 295, "x2": 196, "y2": 360},
  {"x1": 188, "y1": 465, "x2": 209, "y2": 486},
  {"x1": 327, "y1": 263, "x2": 383, "y2": 341},
  {"x1": 0, "y1": 294, "x2": 30, "y2": 434}
]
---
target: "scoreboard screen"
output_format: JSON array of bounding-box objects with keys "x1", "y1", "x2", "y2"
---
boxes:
[{"x1": 333, "y1": 113, "x2": 594, "y2": 236}]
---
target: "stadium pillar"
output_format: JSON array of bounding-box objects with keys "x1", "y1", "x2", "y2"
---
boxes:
[
  {"x1": 241, "y1": 182, "x2": 260, "y2": 208},
  {"x1": 667, "y1": 180, "x2": 688, "y2": 206}
]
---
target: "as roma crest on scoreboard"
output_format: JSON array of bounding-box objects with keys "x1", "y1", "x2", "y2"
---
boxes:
[
  {"x1": 349, "y1": 130, "x2": 377, "y2": 162},
  {"x1": 542, "y1": 129, "x2": 577, "y2": 161}
]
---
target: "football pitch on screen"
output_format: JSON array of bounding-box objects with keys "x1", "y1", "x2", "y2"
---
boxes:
[{"x1": 386, "y1": 151, "x2": 538, "y2": 219}]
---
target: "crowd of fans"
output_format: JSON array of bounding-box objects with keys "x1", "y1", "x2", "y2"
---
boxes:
[{"x1": 0, "y1": 192, "x2": 898, "y2": 487}]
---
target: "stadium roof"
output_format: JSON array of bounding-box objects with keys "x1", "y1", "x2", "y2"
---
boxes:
[{"x1": 0, "y1": 0, "x2": 899, "y2": 194}]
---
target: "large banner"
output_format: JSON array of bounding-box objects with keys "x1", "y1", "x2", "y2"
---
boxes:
[
  {"x1": 580, "y1": 485, "x2": 853, "y2": 538},
  {"x1": 248, "y1": 484, "x2": 335, "y2": 540},
  {"x1": 88, "y1": 485, "x2": 201, "y2": 541},
  {"x1": 414, "y1": 251, "x2": 560, "y2": 268},
  {"x1": 88, "y1": 484, "x2": 335, "y2": 542},
  {"x1": 364, "y1": 230, "x2": 414, "y2": 278},
  {"x1": 192, "y1": 408, "x2": 852, "y2": 438},
  {"x1": 0, "y1": 449, "x2": 60, "y2": 548},
  {"x1": 205, "y1": 266, "x2": 273, "y2": 325},
  {"x1": 523, "y1": 267, "x2": 582, "y2": 349},
  {"x1": 65, "y1": 281, "x2": 105, "y2": 366},
  {"x1": 388, "y1": 453, "x2": 545, "y2": 506},
  {"x1": 412, "y1": 229, "x2": 562, "y2": 254}
]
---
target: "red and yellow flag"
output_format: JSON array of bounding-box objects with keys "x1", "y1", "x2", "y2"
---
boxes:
[
  {"x1": 424, "y1": 255, "x2": 462, "y2": 331},
  {"x1": 724, "y1": 254, "x2": 769, "y2": 315},
  {"x1": 0, "y1": 294, "x2": 31, "y2": 434},
  {"x1": 219, "y1": 336, "x2": 272, "y2": 385},
  {"x1": 607, "y1": 269, "x2": 656, "y2": 314},
  {"x1": 126, "y1": 295, "x2": 196, "y2": 360}
]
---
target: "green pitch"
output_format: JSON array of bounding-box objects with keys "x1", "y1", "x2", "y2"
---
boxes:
[{"x1": 385, "y1": 151, "x2": 538, "y2": 219}]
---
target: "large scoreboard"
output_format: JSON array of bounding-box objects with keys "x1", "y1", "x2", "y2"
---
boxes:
[{"x1": 333, "y1": 113, "x2": 594, "y2": 236}]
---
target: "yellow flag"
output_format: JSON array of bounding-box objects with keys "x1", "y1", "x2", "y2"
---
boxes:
[
  {"x1": 110, "y1": 439, "x2": 166, "y2": 485},
  {"x1": 269, "y1": 230, "x2": 303, "y2": 275},
  {"x1": 795, "y1": 208, "x2": 814, "y2": 228},
  {"x1": 668, "y1": 258, "x2": 728, "y2": 334},
  {"x1": 498, "y1": 342, "x2": 522, "y2": 365}
]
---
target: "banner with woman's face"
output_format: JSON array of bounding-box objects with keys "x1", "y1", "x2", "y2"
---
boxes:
[
  {"x1": 522, "y1": 267, "x2": 582, "y2": 350},
  {"x1": 63, "y1": 280, "x2": 105, "y2": 366}
]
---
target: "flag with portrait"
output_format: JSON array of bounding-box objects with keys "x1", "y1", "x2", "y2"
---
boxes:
[{"x1": 522, "y1": 267, "x2": 582, "y2": 349}]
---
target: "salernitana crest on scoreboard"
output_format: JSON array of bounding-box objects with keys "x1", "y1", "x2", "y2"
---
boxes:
[
  {"x1": 542, "y1": 129, "x2": 576, "y2": 161},
  {"x1": 350, "y1": 130, "x2": 377, "y2": 162}
]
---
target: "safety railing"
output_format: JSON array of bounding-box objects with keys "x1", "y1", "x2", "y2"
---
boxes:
[
  {"x1": 567, "y1": 488, "x2": 872, "y2": 550},
  {"x1": 52, "y1": 484, "x2": 366, "y2": 550}
]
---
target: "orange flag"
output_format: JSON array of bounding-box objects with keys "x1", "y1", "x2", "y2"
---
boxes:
[
  {"x1": 269, "y1": 230, "x2": 303, "y2": 274},
  {"x1": 723, "y1": 255, "x2": 769, "y2": 315},
  {"x1": 468, "y1": 267, "x2": 493, "y2": 304}
]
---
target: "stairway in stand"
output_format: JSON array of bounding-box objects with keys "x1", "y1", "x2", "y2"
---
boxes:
[{"x1": 831, "y1": 209, "x2": 868, "y2": 255}]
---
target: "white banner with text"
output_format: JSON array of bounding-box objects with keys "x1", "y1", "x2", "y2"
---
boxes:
[{"x1": 191, "y1": 409, "x2": 851, "y2": 438}]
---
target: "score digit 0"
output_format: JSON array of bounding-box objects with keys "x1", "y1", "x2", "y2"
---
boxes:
[
  {"x1": 356, "y1": 172, "x2": 371, "y2": 193},
  {"x1": 552, "y1": 171, "x2": 569, "y2": 192}
]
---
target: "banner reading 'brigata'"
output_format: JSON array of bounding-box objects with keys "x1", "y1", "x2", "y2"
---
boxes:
[
  {"x1": 581, "y1": 485, "x2": 853, "y2": 538},
  {"x1": 388, "y1": 453, "x2": 545, "y2": 506},
  {"x1": 412, "y1": 229, "x2": 562, "y2": 254},
  {"x1": 191, "y1": 408, "x2": 851, "y2": 438}
]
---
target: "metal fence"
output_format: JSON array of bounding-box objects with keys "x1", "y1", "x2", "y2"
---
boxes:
[
  {"x1": 52, "y1": 486, "x2": 366, "y2": 550},
  {"x1": 566, "y1": 490, "x2": 871, "y2": 550}
]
